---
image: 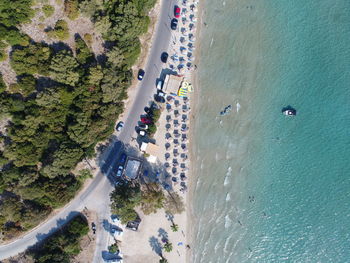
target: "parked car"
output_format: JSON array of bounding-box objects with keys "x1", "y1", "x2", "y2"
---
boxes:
[
  {"x1": 161, "y1": 52, "x2": 169, "y2": 63},
  {"x1": 139, "y1": 124, "x2": 149, "y2": 130},
  {"x1": 116, "y1": 166, "x2": 123, "y2": 177},
  {"x1": 144, "y1": 106, "x2": 152, "y2": 115},
  {"x1": 111, "y1": 215, "x2": 120, "y2": 224},
  {"x1": 138, "y1": 130, "x2": 146, "y2": 136},
  {"x1": 137, "y1": 69, "x2": 145, "y2": 80},
  {"x1": 141, "y1": 117, "x2": 152, "y2": 124},
  {"x1": 171, "y1": 18, "x2": 178, "y2": 30},
  {"x1": 91, "y1": 222, "x2": 96, "y2": 234},
  {"x1": 174, "y1": 5, "x2": 181, "y2": 18},
  {"x1": 116, "y1": 121, "x2": 124, "y2": 131},
  {"x1": 156, "y1": 79, "x2": 164, "y2": 90}
]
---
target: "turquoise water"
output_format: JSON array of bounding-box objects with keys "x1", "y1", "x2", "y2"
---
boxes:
[{"x1": 191, "y1": 0, "x2": 350, "y2": 262}]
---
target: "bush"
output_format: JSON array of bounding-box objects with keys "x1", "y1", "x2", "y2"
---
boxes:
[
  {"x1": 47, "y1": 19, "x2": 70, "y2": 40},
  {"x1": 109, "y1": 243, "x2": 119, "y2": 253},
  {"x1": 64, "y1": 0, "x2": 79, "y2": 20},
  {"x1": 148, "y1": 123, "x2": 157, "y2": 135},
  {"x1": 42, "y1": 5, "x2": 55, "y2": 17},
  {"x1": 83, "y1": 33, "x2": 92, "y2": 47}
]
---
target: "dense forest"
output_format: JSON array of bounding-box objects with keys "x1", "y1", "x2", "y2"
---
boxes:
[
  {"x1": 28, "y1": 214, "x2": 89, "y2": 263},
  {"x1": 0, "y1": 0, "x2": 155, "y2": 240}
]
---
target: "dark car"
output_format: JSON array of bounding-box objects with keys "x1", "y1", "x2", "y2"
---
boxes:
[
  {"x1": 119, "y1": 153, "x2": 127, "y2": 165},
  {"x1": 171, "y1": 18, "x2": 178, "y2": 30},
  {"x1": 137, "y1": 69, "x2": 145, "y2": 80},
  {"x1": 116, "y1": 121, "x2": 124, "y2": 131},
  {"x1": 160, "y1": 52, "x2": 168, "y2": 63},
  {"x1": 91, "y1": 222, "x2": 96, "y2": 234},
  {"x1": 144, "y1": 106, "x2": 152, "y2": 115},
  {"x1": 174, "y1": 5, "x2": 181, "y2": 18},
  {"x1": 141, "y1": 117, "x2": 152, "y2": 124}
]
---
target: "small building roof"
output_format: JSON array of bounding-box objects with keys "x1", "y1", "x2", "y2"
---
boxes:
[
  {"x1": 163, "y1": 75, "x2": 183, "y2": 95},
  {"x1": 140, "y1": 142, "x2": 160, "y2": 163},
  {"x1": 124, "y1": 157, "x2": 142, "y2": 180}
]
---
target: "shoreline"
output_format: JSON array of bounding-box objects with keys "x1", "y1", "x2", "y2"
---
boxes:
[{"x1": 187, "y1": 0, "x2": 205, "y2": 261}]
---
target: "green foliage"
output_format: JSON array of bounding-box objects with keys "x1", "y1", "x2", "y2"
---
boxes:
[
  {"x1": 41, "y1": 143, "x2": 84, "y2": 178},
  {"x1": 0, "y1": 73, "x2": 5, "y2": 93},
  {"x1": 160, "y1": 258, "x2": 169, "y2": 263},
  {"x1": 106, "y1": 46, "x2": 125, "y2": 68},
  {"x1": 17, "y1": 74, "x2": 37, "y2": 96},
  {"x1": 163, "y1": 242, "x2": 173, "y2": 253},
  {"x1": 148, "y1": 123, "x2": 157, "y2": 135},
  {"x1": 78, "y1": 168, "x2": 93, "y2": 181},
  {"x1": 0, "y1": 0, "x2": 157, "y2": 242},
  {"x1": 141, "y1": 183, "x2": 164, "y2": 215},
  {"x1": 0, "y1": 25, "x2": 30, "y2": 46},
  {"x1": 163, "y1": 192, "x2": 185, "y2": 215},
  {"x1": 79, "y1": 0, "x2": 104, "y2": 18},
  {"x1": 64, "y1": 0, "x2": 79, "y2": 20},
  {"x1": 0, "y1": 0, "x2": 35, "y2": 28},
  {"x1": 50, "y1": 50, "x2": 79, "y2": 86},
  {"x1": 42, "y1": 4, "x2": 55, "y2": 17},
  {"x1": 29, "y1": 214, "x2": 88, "y2": 262},
  {"x1": 170, "y1": 223, "x2": 179, "y2": 232},
  {"x1": 109, "y1": 242, "x2": 119, "y2": 253},
  {"x1": 75, "y1": 36, "x2": 93, "y2": 64},
  {"x1": 110, "y1": 183, "x2": 142, "y2": 224},
  {"x1": 83, "y1": 33, "x2": 92, "y2": 47},
  {"x1": 11, "y1": 42, "x2": 52, "y2": 75},
  {"x1": 47, "y1": 19, "x2": 70, "y2": 40}
]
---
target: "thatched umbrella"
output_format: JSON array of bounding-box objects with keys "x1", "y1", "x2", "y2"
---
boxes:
[{"x1": 165, "y1": 142, "x2": 172, "y2": 150}]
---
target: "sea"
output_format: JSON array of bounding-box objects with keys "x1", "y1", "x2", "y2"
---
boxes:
[{"x1": 191, "y1": 0, "x2": 350, "y2": 262}]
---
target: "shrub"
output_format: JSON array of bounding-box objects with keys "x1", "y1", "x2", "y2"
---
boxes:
[
  {"x1": 109, "y1": 243, "x2": 119, "y2": 253},
  {"x1": 83, "y1": 33, "x2": 92, "y2": 47},
  {"x1": 64, "y1": 0, "x2": 79, "y2": 20},
  {"x1": 42, "y1": 5, "x2": 55, "y2": 17},
  {"x1": 47, "y1": 19, "x2": 70, "y2": 40}
]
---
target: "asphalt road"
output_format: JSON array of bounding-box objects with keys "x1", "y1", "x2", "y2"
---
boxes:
[{"x1": 0, "y1": 0, "x2": 176, "y2": 261}]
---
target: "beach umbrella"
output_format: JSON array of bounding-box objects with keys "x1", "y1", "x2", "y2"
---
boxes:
[
  {"x1": 174, "y1": 139, "x2": 179, "y2": 145},
  {"x1": 166, "y1": 115, "x2": 172, "y2": 122},
  {"x1": 166, "y1": 123, "x2": 171, "y2": 131},
  {"x1": 165, "y1": 133, "x2": 172, "y2": 140},
  {"x1": 165, "y1": 152, "x2": 171, "y2": 160},
  {"x1": 165, "y1": 143, "x2": 171, "y2": 150},
  {"x1": 164, "y1": 162, "x2": 170, "y2": 168}
]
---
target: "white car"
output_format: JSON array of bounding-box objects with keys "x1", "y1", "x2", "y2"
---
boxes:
[
  {"x1": 116, "y1": 166, "x2": 123, "y2": 177},
  {"x1": 138, "y1": 130, "x2": 146, "y2": 136},
  {"x1": 156, "y1": 79, "x2": 163, "y2": 90}
]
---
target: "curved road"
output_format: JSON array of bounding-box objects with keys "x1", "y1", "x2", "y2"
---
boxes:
[{"x1": 0, "y1": 0, "x2": 176, "y2": 260}]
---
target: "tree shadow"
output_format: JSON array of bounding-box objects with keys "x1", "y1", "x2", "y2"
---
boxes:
[
  {"x1": 29, "y1": 211, "x2": 85, "y2": 250},
  {"x1": 158, "y1": 228, "x2": 169, "y2": 243},
  {"x1": 149, "y1": 236, "x2": 162, "y2": 256}
]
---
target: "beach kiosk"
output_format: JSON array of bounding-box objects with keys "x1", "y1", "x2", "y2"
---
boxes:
[{"x1": 140, "y1": 142, "x2": 160, "y2": 163}]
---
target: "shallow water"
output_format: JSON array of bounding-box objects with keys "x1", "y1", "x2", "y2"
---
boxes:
[{"x1": 191, "y1": 0, "x2": 350, "y2": 262}]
